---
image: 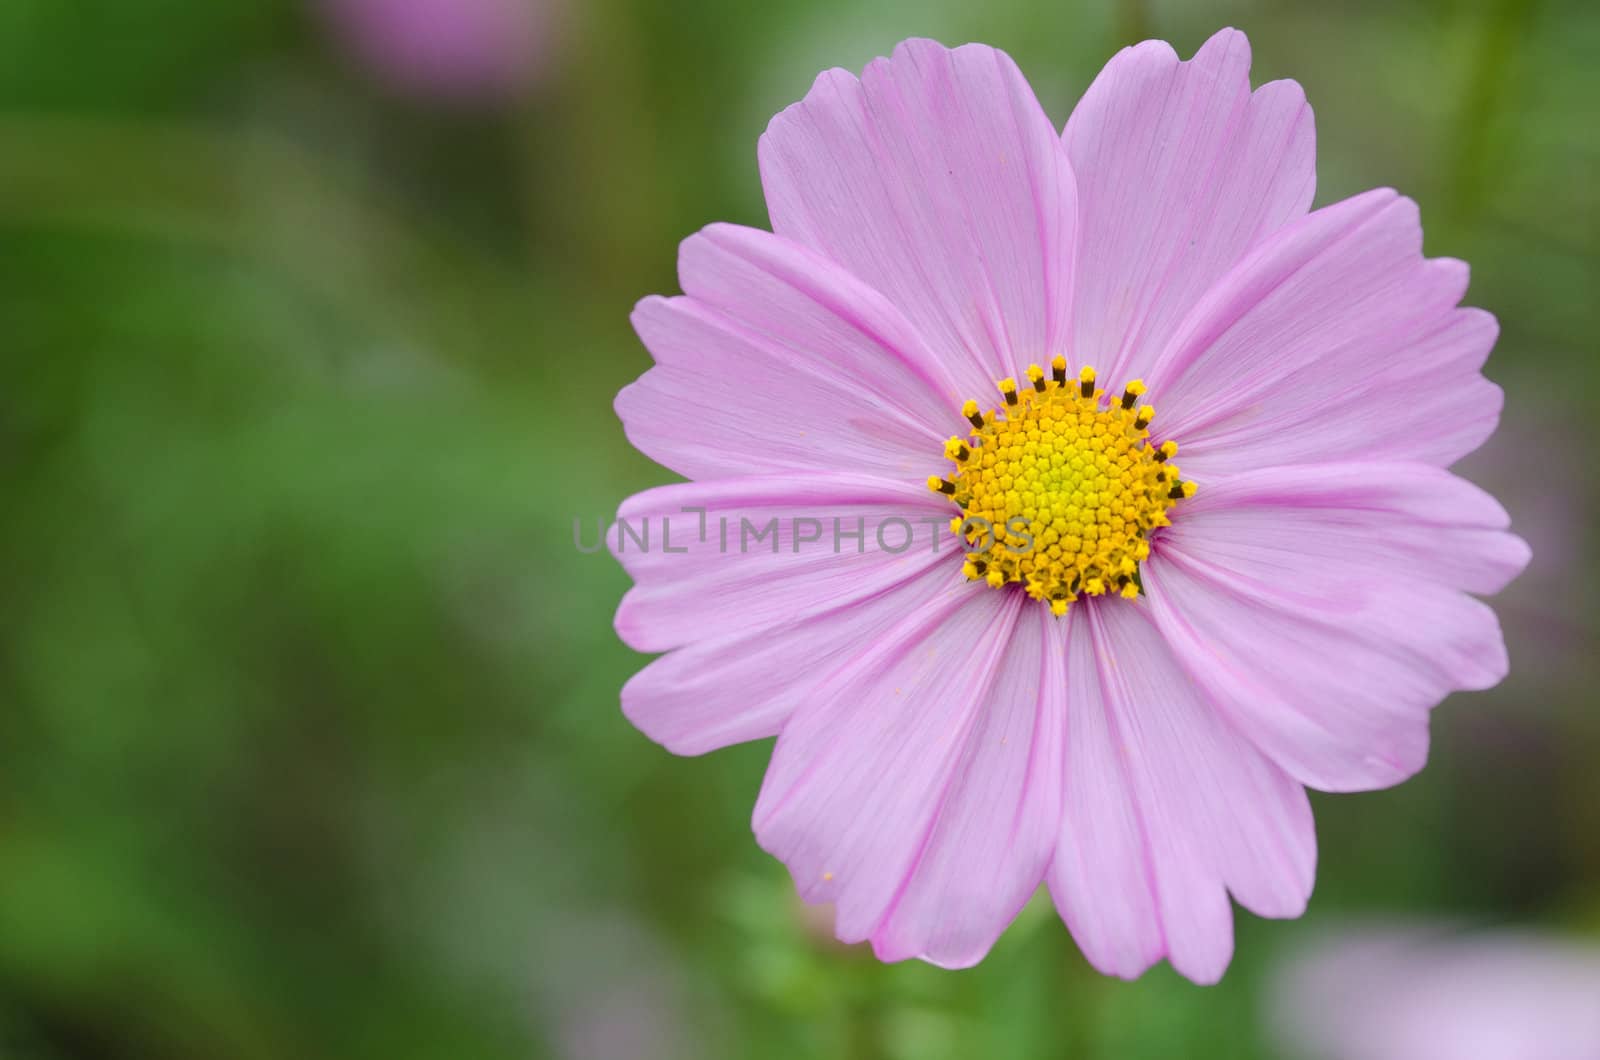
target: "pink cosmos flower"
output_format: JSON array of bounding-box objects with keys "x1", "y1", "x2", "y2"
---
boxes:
[
  {"x1": 610, "y1": 29, "x2": 1529, "y2": 983},
  {"x1": 1267, "y1": 924, "x2": 1600, "y2": 1059}
]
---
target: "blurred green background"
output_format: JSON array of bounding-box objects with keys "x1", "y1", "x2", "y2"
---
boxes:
[{"x1": 1, "y1": 0, "x2": 1595, "y2": 1057}]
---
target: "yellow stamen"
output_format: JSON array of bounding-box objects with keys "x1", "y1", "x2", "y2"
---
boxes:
[
  {"x1": 932, "y1": 363, "x2": 1193, "y2": 615},
  {"x1": 1078, "y1": 364, "x2": 1096, "y2": 399}
]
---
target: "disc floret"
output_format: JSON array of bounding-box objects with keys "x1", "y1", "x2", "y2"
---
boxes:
[{"x1": 927, "y1": 358, "x2": 1193, "y2": 616}]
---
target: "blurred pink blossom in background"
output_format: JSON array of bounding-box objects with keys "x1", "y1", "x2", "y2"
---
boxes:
[
  {"x1": 320, "y1": 0, "x2": 557, "y2": 100},
  {"x1": 1268, "y1": 923, "x2": 1600, "y2": 1060},
  {"x1": 539, "y1": 913, "x2": 704, "y2": 1060}
]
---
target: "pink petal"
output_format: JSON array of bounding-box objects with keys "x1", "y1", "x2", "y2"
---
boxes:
[
  {"x1": 760, "y1": 39, "x2": 1076, "y2": 393},
  {"x1": 1049, "y1": 607, "x2": 1165, "y2": 978},
  {"x1": 1064, "y1": 27, "x2": 1315, "y2": 384},
  {"x1": 1048, "y1": 600, "x2": 1314, "y2": 985},
  {"x1": 612, "y1": 472, "x2": 956, "y2": 654},
  {"x1": 622, "y1": 556, "x2": 959, "y2": 756},
  {"x1": 870, "y1": 603, "x2": 1066, "y2": 967},
  {"x1": 753, "y1": 588, "x2": 1034, "y2": 949},
  {"x1": 1169, "y1": 461, "x2": 1530, "y2": 596},
  {"x1": 620, "y1": 224, "x2": 961, "y2": 481},
  {"x1": 1147, "y1": 189, "x2": 1501, "y2": 476},
  {"x1": 1145, "y1": 461, "x2": 1529, "y2": 793}
]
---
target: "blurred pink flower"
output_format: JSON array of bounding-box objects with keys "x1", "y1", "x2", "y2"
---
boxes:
[
  {"x1": 1268, "y1": 924, "x2": 1600, "y2": 1060},
  {"x1": 539, "y1": 913, "x2": 703, "y2": 1060},
  {"x1": 320, "y1": 0, "x2": 555, "y2": 100},
  {"x1": 612, "y1": 29, "x2": 1528, "y2": 983}
]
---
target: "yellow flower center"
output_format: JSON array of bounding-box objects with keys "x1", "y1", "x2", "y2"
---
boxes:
[{"x1": 927, "y1": 358, "x2": 1194, "y2": 616}]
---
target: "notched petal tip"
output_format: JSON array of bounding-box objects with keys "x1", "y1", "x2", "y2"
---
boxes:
[
  {"x1": 1505, "y1": 530, "x2": 1534, "y2": 574},
  {"x1": 625, "y1": 294, "x2": 671, "y2": 345},
  {"x1": 871, "y1": 935, "x2": 989, "y2": 971},
  {"x1": 756, "y1": 65, "x2": 856, "y2": 165},
  {"x1": 611, "y1": 589, "x2": 654, "y2": 653},
  {"x1": 1193, "y1": 25, "x2": 1251, "y2": 70},
  {"x1": 889, "y1": 35, "x2": 959, "y2": 61},
  {"x1": 1116, "y1": 36, "x2": 1180, "y2": 69},
  {"x1": 1178, "y1": 951, "x2": 1234, "y2": 988}
]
